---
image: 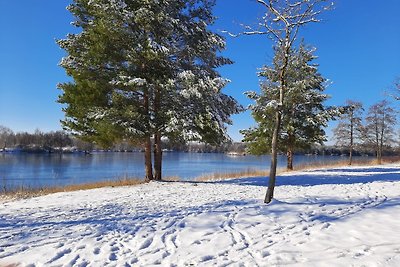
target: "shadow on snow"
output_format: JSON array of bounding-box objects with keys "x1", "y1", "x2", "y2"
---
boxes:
[{"x1": 214, "y1": 166, "x2": 400, "y2": 187}]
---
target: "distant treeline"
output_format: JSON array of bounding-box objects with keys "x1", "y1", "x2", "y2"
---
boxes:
[
  {"x1": 0, "y1": 125, "x2": 397, "y2": 156},
  {"x1": 0, "y1": 125, "x2": 243, "y2": 153},
  {"x1": 0, "y1": 126, "x2": 91, "y2": 153}
]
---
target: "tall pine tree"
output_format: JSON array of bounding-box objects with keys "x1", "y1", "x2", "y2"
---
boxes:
[
  {"x1": 242, "y1": 44, "x2": 339, "y2": 170},
  {"x1": 58, "y1": 0, "x2": 242, "y2": 181}
]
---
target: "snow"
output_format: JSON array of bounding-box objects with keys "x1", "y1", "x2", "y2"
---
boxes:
[{"x1": 1, "y1": 165, "x2": 400, "y2": 266}]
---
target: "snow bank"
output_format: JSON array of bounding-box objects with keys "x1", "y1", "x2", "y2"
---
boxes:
[{"x1": 1, "y1": 165, "x2": 400, "y2": 266}]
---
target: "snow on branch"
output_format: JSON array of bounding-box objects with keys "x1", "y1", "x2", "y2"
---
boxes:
[{"x1": 227, "y1": 0, "x2": 333, "y2": 46}]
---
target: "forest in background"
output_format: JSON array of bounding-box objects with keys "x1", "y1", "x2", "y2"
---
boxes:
[{"x1": 0, "y1": 124, "x2": 398, "y2": 157}]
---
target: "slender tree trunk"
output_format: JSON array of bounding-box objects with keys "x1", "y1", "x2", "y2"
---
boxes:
[
  {"x1": 154, "y1": 132, "x2": 162, "y2": 181},
  {"x1": 143, "y1": 89, "x2": 153, "y2": 181},
  {"x1": 265, "y1": 111, "x2": 281, "y2": 203},
  {"x1": 377, "y1": 148, "x2": 382, "y2": 164},
  {"x1": 144, "y1": 136, "x2": 153, "y2": 181},
  {"x1": 264, "y1": 41, "x2": 289, "y2": 204},
  {"x1": 287, "y1": 148, "x2": 293, "y2": 171},
  {"x1": 153, "y1": 86, "x2": 162, "y2": 181},
  {"x1": 377, "y1": 143, "x2": 383, "y2": 165},
  {"x1": 349, "y1": 147, "x2": 353, "y2": 165},
  {"x1": 378, "y1": 112, "x2": 385, "y2": 165},
  {"x1": 349, "y1": 116, "x2": 353, "y2": 165},
  {"x1": 375, "y1": 115, "x2": 380, "y2": 164}
]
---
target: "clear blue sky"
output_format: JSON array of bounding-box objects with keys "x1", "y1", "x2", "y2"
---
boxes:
[{"x1": 1, "y1": 0, "x2": 399, "y2": 142}]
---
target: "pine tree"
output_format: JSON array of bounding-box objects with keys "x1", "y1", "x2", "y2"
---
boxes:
[
  {"x1": 332, "y1": 100, "x2": 363, "y2": 165},
  {"x1": 365, "y1": 100, "x2": 397, "y2": 164},
  {"x1": 233, "y1": 0, "x2": 333, "y2": 203},
  {"x1": 242, "y1": 44, "x2": 339, "y2": 170},
  {"x1": 58, "y1": 0, "x2": 242, "y2": 181}
]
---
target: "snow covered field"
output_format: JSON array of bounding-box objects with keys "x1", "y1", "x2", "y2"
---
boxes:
[{"x1": 1, "y1": 165, "x2": 400, "y2": 266}]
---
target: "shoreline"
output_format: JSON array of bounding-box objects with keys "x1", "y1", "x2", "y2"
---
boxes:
[{"x1": 1, "y1": 157, "x2": 398, "y2": 202}]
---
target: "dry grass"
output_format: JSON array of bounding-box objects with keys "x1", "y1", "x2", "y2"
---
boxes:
[
  {"x1": 0, "y1": 178, "x2": 146, "y2": 202},
  {"x1": 0, "y1": 175, "x2": 185, "y2": 201},
  {"x1": 195, "y1": 156, "x2": 400, "y2": 182},
  {"x1": 292, "y1": 158, "x2": 379, "y2": 172},
  {"x1": 196, "y1": 168, "x2": 271, "y2": 182},
  {"x1": 382, "y1": 156, "x2": 400, "y2": 164}
]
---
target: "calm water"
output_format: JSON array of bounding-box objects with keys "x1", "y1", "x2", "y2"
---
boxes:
[{"x1": 0, "y1": 152, "x2": 360, "y2": 190}]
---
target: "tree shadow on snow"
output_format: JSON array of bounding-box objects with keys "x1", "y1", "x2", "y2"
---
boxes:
[{"x1": 214, "y1": 166, "x2": 400, "y2": 187}]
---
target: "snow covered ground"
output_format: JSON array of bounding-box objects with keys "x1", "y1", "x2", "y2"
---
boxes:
[{"x1": 1, "y1": 165, "x2": 400, "y2": 266}]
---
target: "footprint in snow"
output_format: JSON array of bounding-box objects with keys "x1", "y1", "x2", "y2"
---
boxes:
[
  {"x1": 200, "y1": 255, "x2": 214, "y2": 262},
  {"x1": 77, "y1": 260, "x2": 89, "y2": 267},
  {"x1": 68, "y1": 255, "x2": 80, "y2": 266},
  {"x1": 55, "y1": 242, "x2": 64, "y2": 248},
  {"x1": 139, "y1": 237, "x2": 153, "y2": 250},
  {"x1": 47, "y1": 248, "x2": 72, "y2": 263},
  {"x1": 93, "y1": 247, "x2": 100, "y2": 255},
  {"x1": 110, "y1": 244, "x2": 120, "y2": 252},
  {"x1": 109, "y1": 252, "x2": 117, "y2": 261},
  {"x1": 261, "y1": 251, "x2": 271, "y2": 258}
]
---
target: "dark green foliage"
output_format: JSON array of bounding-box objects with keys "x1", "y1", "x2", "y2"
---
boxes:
[
  {"x1": 57, "y1": 0, "x2": 242, "y2": 148},
  {"x1": 242, "y1": 44, "x2": 340, "y2": 159}
]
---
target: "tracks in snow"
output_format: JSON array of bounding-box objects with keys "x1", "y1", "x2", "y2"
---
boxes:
[{"x1": 0, "y1": 179, "x2": 395, "y2": 266}]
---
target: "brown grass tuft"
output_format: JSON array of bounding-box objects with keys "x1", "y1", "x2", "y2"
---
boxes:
[
  {"x1": 0, "y1": 178, "x2": 146, "y2": 201},
  {"x1": 291, "y1": 158, "x2": 380, "y2": 172},
  {"x1": 195, "y1": 168, "x2": 270, "y2": 182}
]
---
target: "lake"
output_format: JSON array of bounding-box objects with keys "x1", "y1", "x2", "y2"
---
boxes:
[{"x1": 0, "y1": 152, "x2": 361, "y2": 190}]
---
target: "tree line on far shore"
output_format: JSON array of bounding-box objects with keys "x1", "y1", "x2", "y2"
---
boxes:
[
  {"x1": 0, "y1": 126, "x2": 243, "y2": 153},
  {"x1": 1, "y1": 122, "x2": 398, "y2": 158}
]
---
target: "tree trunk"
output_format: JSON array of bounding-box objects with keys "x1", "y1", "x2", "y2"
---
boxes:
[
  {"x1": 349, "y1": 114, "x2": 353, "y2": 165},
  {"x1": 153, "y1": 85, "x2": 162, "y2": 181},
  {"x1": 349, "y1": 147, "x2": 353, "y2": 166},
  {"x1": 143, "y1": 88, "x2": 153, "y2": 181},
  {"x1": 378, "y1": 112, "x2": 385, "y2": 165},
  {"x1": 287, "y1": 148, "x2": 293, "y2": 171},
  {"x1": 377, "y1": 144, "x2": 383, "y2": 165},
  {"x1": 154, "y1": 132, "x2": 162, "y2": 181},
  {"x1": 144, "y1": 136, "x2": 153, "y2": 181},
  {"x1": 377, "y1": 150, "x2": 382, "y2": 164},
  {"x1": 265, "y1": 110, "x2": 281, "y2": 203},
  {"x1": 264, "y1": 40, "x2": 289, "y2": 204}
]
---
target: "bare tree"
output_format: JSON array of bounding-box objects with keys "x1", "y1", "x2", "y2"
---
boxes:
[
  {"x1": 391, "y1": 77, "x2": 400, "y2": 100},
  {"x1": 0, "y1": 126, "x2": 14, "y2": 150},
  {"x1": 332, "y1": 100, "x2": 363, "y2": 165},
  {"x1": 233, "y1": 0, "x2": 333, "y2": 203},
  {"x1": 365, "y1": 100, "x2": 397, "y2": 164}
]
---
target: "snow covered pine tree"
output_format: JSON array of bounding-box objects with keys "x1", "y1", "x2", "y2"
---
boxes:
[
  {"x1": 242, "y1": 43, "x2": 340, "y2": 171},
  {"x1": 235, "y1": 0, "x2": 334, "y2": 203},
  {"x1": 58, "y1": 0, "x2": 242, "y2": 181}
]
